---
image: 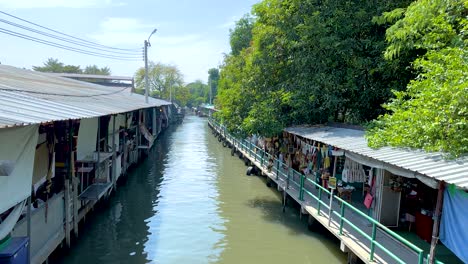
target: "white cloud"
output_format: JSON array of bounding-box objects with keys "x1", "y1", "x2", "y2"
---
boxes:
[
  {"x1": 85, "y1": 17, "x2": 227, "y2": 82},
  {"x1": 218, "y1": 16, "x2": 238, "y2": 29},
  {"x1": 100, "y1": 17, "x2": 152, "y2": 32},
  {"x1": 0, "y1": 0, "x2": 125, "y2": 9}
]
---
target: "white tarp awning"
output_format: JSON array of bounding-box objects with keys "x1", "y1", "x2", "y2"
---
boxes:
[
  {"x1": 77, "y1": 117, "x2": 98, "y2": 160},
  {"x1": 0, "y1": 125, "x2": 39, "y2": 214}
]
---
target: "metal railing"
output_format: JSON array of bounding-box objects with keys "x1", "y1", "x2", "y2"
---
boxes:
[{"x1": 208, "y1": 119, "x2": 446, "y2": 264}]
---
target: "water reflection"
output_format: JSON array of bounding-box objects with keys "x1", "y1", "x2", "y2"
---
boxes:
[
  {"x1": 143, "y1": 117, "x2": 225, "y2": 263},
  {"x1": 59, "y1": 116, "x2": 346, "y2": 264}
]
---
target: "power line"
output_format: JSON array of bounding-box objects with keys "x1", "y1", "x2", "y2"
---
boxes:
[
  {"x1": 0, "y1": 27, "x2": 143, "y2": 61},
  {"x1": 0, "y1": 10, "x2": 142, "y2": 52},
  {"x1": 0, "y1": 18, "x2": 143, "y2": 56}
]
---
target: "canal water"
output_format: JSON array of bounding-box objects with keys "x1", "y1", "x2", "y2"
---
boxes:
[{"x1": 58, "y1": 115, "x2": 346, "y2": 264}]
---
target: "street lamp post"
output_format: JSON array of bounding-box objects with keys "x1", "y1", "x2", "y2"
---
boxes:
[{"x1": 144, "y1": 28, "x2": 157, "y2": 103}]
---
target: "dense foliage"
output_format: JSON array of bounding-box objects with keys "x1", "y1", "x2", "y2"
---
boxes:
[
  {"x1": 135, "y1": 63, "x2": 218, "y2": 107},
  {"x1": 366, "y1": 0, "x2": 468, "y2": 157},
  {"x1": 135, "y1": 61, "x2": 184, "y2": 100},
  {"x1": 208, "y1": 68, "x2": 220, "y2": 104},
  {"x1": 216, "y1": 0, "x2": 414, "y2": 137}
]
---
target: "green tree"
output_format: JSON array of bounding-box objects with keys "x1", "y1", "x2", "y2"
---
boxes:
[
  {"x1": 229, "y1": 14, "x2": 254, "y2": 55},
  {"x1": 367, "y1": 0, "x2": 468, "y2": 157},
  {"x1": 185, "y1": 80, "x2": 209, "y2": 107},
  {"x1": 84, "y1": 65, "x2": 111, "y2": 75},
  {"x1": 33, "y1": 58, "x2": 111, "y2": 75},
  {"x1": 215, "y1": 0, "x2": 413, "y2": 137},
  {"x1": 208, "y1": 68, "x2": 220, "y2": 103},
  {"x1": 33, "y1": 58, "x2": 82, "y2": 73},
  {"x1": 134, "y1": 62, "x2": 184, "y2": 101}
]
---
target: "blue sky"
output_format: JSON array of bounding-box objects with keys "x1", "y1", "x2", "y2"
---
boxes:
[{"x1": 0, "y1": 0, "x2": 258, "y2": 82}]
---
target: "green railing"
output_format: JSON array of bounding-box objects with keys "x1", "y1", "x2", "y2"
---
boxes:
[{"x1": 209, "y1": 120, "x2": 443, "y2": 264}]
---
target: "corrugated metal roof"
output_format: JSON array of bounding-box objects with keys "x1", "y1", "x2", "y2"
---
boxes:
[
  {"x1": 0, "y1": 65, "x2": 171, "y2": 128},
  {"x1": 47, "y1": 73, "x2": 134, "y2": 81},
  {"x1": 285, "y1": 125, "x2": 468, "y2": 190}
]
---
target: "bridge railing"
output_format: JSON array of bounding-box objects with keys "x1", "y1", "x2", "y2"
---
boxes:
[{"x1": 208, "y1": 119, "x2": 444, "y2": 264}]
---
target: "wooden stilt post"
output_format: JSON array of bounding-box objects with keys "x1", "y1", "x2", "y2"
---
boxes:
[
  {"x1": 27, "y1": 187, "x2": 32, "y2": 264},
  {"x1": 68, "y1": 120, "x2": 79, "y2": 238},
  {"x1": 152, "y1": 108, "x2": 157, "y2": 136},
  {"x1": 429, "y1": 181, "x2": 445, "y2": 264},
  {"x1": 64, "y1": 180, "x2": 71, "y2": 248},
  {"x1": 64, "y1": 120, "x2": 72, "y2": 248},
  {"x1": 112, "y1": 115, "x2": 117, "y2": 190},
  {"x1": 136, "y1": 110, "x2": 141, "y2": 159},
  {"x1": 72, "y1": 176, "x2": 79, "y2": 237},
  {"x1": 328, "y1": 155, "x2": 338, "y2": 226},
  {"x1": 123, "y1": 113, "x2": 128, "y2": 173},
  {"x1": 97, "y1": 117, "x2": 101, "y2": 179},
  {"x1": 282, "y1": 189, "x2": 287, "y2": 213}
]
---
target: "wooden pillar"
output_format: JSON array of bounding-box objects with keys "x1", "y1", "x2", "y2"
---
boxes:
[
  {"x1": 64, "y1": 120, "x2": 72, "y2": 248},
  {"x1": 347, "y1": 251, "x2": 360, "y2": 264},
  {"x1": 64, "y1": 179, "x2": 71, "y2": 248},
  {"x1": 97, "y1": 117, "x2": 101, "y2": 177},
  {"x1": 123, "y1": 113, "x2": 128, "y2": 173},
  {"x1": 136, "y1": 110, "x2": 141, "y2": 159},
  {"x1": 27, "y1": 187, "x2": 32, "y2": 264},
  {"x1": 429, "y1": 181, "x2": 445, "y2": 264},
  {"x1": 152, "y1": 108, "x2": 157, "y2": 136},
  {"x1": 72, "y1": 175, "x2": 79, "y2": 237},
  {"x1": 111, "y1": 115, "x2": 117, "y2": 190},
  {"x1": 332, "y1": 155, "x2": 338, "y2": 178}
]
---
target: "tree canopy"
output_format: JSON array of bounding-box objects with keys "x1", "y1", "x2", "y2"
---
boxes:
[
  {"x1": 366, "y1": 0, "x2": 468, "y2": 157},
  {"x1": 185, "y1": 80, "x2": 209, "y2": 107},
  {"x1": 215, "y1": 0, "x2": 414, "y2": 137},
  {"x1": 208, "y1": 68, "x2": 220, "y2": 104},
  {"x1": 33, "y1": 58, "x2": 111, "y2": 75},
  {"x1": 134, "y1": 61, "x2": 184, "y2": 102},
  {"x1": 229, "y1": 14, "x2": 254, "y2": 56}
]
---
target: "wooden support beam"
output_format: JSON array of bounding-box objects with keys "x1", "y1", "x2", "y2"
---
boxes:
[
  {"x1": 429, "y1": 181, "x2": 445, "y2": 264},
  {"x1": 72, "y1": 176, "x2": 79, "y2": 237},
  {"x1": 112, "y1": 115, "x2": 117, "y2": 190},
  {"x1": 123, "y1": 113, "x2": 128, "y2": 173},
  {"x1": 64, "y1": 178, "x2": 71, "y2": 248}
]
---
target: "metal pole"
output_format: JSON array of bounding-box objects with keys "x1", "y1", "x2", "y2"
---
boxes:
[
  {"x1": 328, "y1": 189, "x2": 334, "y2": 226},
  {"x1": 429, "y1": 181, "x2": 445, "y2": 264},
  {"x1": 170, "y1": 82, "x2": 172, "y2": 103},
  {"x1": 144, "y1": 40, "x2": 149, "y2": 103}
]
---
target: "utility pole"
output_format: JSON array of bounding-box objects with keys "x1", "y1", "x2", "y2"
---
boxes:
[
  {"x1": 144, "y1": 28, "x2": 157, "y2": 104},
  {"x1": 144, "y1": 40, "x2": 149, "y2": 103}
]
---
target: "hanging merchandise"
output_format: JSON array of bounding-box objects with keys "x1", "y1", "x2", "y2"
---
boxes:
[
  {"x1": 364, "y1": 192, "x2": 374, "y2": 209},
  {"x1": 323, "y1": 146, "x2": 330, "y2": 169},
  {"x1": 368, "y1": 168, "x2": 374, "y2": 186},
  {"x1": 342, "y1": 167, "x2": 349, "y2": 182},
  {"x1": 302, "y1": 141, "x2": 307, "y2": 155},
  {"x1": 315, "y1": 147, "x2": 322, "y2": 172},
  {"x1": 341, "y1": 158, "x2": 366, "y2": 183}
]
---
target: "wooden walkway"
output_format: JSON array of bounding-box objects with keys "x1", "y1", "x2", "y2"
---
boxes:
[{"x1": 211, "y1": 123, "x2": 425, "y2": 264}]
